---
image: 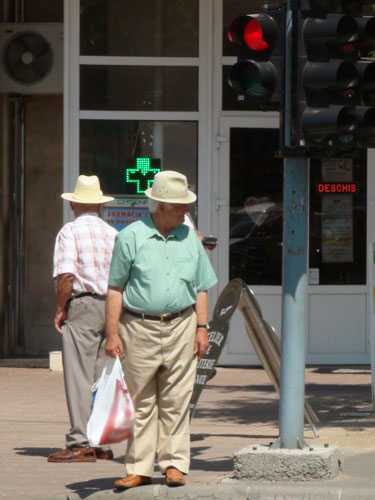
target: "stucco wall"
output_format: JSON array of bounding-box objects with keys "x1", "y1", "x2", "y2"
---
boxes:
[{"x1": 24, "y1": 95, "x2": 62, "y2": 355}]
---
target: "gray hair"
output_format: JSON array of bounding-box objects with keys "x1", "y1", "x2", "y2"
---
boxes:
[{"x1": 148, "y1": 199, "x2": 174, "y2": 213}]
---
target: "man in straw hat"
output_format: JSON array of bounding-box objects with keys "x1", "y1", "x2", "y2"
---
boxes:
[
  {"x1": 48, "y1": 175, "x2": 117, "y2": 463},
  {"x1": 105, "y1": 170, "x2": 217, "y2": 489}
]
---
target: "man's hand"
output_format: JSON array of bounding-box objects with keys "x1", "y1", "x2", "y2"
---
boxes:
[
  {"x1": 105, "y1": 334, "x2": 124, "y2": 358},
  {"x1": 54, "y1": 310, "x2": 67, "y2": 334},
  {"x1": 194, "y1": 327, "x2": 209, "y2": 360},
  {"x1": 105, "y1": 285, "x2": 125, "y2": 358}
]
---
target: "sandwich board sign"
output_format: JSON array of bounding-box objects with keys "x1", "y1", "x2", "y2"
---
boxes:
[
  {"x1": 189, "y1": 278, "x2": 319, "y2": 437},
  {"x1": 189, "y1": 279, "x2": 243, "y2": 419}
]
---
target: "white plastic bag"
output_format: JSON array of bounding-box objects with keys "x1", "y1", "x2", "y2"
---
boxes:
[{"x1": 87, "y1": 356, "x2": 135, "y2": 447}]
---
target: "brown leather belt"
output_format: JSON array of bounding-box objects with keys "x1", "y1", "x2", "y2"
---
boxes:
[
  {"x1": 123, "y1": 306, "x2": 191, "y2": 322},
  {"x1": 66, "y1": 292, "x2": 99, "y2": 304}
]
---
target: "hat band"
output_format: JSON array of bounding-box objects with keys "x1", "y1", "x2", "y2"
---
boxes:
[{"x1": 71, "y1": 193, "x2": 104, "y2": 202}]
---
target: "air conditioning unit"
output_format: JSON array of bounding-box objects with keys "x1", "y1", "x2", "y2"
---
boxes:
[{"x1": 0, "y1": 23, "x2": 63, "y2": 94}]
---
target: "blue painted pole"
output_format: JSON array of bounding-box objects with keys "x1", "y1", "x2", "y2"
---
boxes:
[
  {"x1": 279, "y1": 158, "x2": 309, "y2": 448},
  {"x1": 278, "y1": 0, "x2": 309, "y2": 448}
]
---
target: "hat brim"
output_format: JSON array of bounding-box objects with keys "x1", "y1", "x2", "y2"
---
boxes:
[
  {"x1": 61, "y1": 193, "x2": 114, "y2": 204},
  {"x1": 144, "y1": 188, "x2": 196, "y2": 204}
]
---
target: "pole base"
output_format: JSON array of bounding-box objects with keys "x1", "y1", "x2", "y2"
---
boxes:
[{"x1": 233, "y1": 444, "x2": 343, "y2": 481}]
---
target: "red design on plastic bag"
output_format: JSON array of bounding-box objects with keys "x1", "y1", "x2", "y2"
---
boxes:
[{"x1": 99, "y1": 379, "x2": 135, "y2": 445}]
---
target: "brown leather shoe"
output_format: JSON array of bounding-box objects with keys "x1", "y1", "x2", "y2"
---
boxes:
[
  {"x1": 114, "y1": 474, "x2": 152, "y2": 490},
  {"x1": 95, "y1": 448, "x2": 113, "y2": 460},
  {"x1": 165, "y1": 467, "x2": 185, "y2": 487},
  {"x1": 47, "y1": 446, "x2": 96, "y2": 463}
]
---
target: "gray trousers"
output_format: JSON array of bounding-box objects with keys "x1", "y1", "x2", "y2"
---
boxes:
[{"x1": 61, "y1": 295, "x2": 107, "y2": 448}]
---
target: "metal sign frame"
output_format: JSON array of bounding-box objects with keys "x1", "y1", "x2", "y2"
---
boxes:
[{"x1": 190, "y1": 278, "x2": 319, "y2": 437}]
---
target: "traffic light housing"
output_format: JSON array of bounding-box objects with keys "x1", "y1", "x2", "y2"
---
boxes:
[
  {"x1": 226, "y1": 6, "x2": 285, "y2": 111},
  {"x1": 294, "y1": 0, "x2": 375, "y2": 156}
]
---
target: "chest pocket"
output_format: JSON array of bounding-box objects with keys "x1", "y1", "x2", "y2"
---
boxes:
[{"x1": 176, "y1": 258, "x2": 196, "y2": 283}]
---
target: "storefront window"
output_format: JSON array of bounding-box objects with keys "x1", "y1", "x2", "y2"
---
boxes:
[
  {"x1": 80, "y1": 120, "x2": 198, "y2": 196},
  {"x1": 80, "y1": 66, "x2": 198, "y2": 112},
  {"x1": 309, "y1": 156, "x2": 367, "y2": 285},
  {"x1": 229, "y1": 128, "x2": 367, "y2": 286},
  {"x1": 80, "y1": 0, "x2": 199, "y2": 57}
]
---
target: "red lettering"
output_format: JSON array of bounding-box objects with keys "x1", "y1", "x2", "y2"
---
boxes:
[
  {"x1": 318, "y1": 184, "x2": 324, "y2": 192},
  {"x1": 351, "y1": 184, "x2": 356, "y2": 192}
]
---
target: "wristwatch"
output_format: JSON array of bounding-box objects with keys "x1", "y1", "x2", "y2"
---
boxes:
[{"x1": 197, "y1": 323, "x2": 209, "y2": 329}]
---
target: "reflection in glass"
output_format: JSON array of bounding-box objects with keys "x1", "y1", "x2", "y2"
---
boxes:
[
  {"x1": 80, "y1": 0, "x2": 199, "y2": 57},
  {"x1": 229, "y1": 128, "x2": 283, "y2": 285},
  {"x1": 80, "y1": 66, "x2": 198, "y2": 112},
  {"x1": 80, "y1": 120, "x2": 198, "y2": 196}
]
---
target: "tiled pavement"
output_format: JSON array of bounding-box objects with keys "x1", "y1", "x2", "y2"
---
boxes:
[{"x1": 1, "y1": 365, "x2": 375, "y2": 499}]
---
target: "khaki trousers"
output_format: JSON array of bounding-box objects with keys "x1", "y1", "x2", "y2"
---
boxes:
[
  {"x1": 62, "y1": 295, "x2": 107, "y2": 448},
  {"x1": 119, "y1": 307, "x2": 197, "y2": 476}
]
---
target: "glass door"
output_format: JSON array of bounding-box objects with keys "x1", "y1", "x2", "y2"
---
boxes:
[{"x1": 216, "y1": 116, "x2": 282, "y2": 365}]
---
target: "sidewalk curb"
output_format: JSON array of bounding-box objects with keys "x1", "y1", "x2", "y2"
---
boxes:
[{"x1": 28, "y1": 483, "x2": 375, "y2": 500}]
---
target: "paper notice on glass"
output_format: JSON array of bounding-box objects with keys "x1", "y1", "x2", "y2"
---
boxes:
[
  {"x1": 322, "y1": 159, "x2": 352, "y2": 182},
  {"x1": 322, "y1": 194, "x2": 353, "y2": 263},
  {"x1": 309, "y1": 268, "x2": 320, "y2": 285}
]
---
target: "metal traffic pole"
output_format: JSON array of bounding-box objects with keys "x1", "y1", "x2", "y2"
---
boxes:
[{"x1": 277, "y1": 0, "x2": 309, "y2": 449}]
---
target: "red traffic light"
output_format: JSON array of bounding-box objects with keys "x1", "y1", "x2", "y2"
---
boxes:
[
  {"x1": 243, "y1": 19, "x2": 269, "y2": 51},
  {"x1": 227, "y1": 14, "x2": 278, "y2": 55}
]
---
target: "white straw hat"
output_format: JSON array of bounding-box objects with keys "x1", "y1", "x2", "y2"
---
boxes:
[
  {"x1": 145, "y1": 171, "x2": 196, "y2": 204},
  {"x1": 61, "y1": 175, "x2": 114, "y2": 204}
]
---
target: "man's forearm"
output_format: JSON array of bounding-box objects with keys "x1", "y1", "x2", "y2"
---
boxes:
[
  {"x1": 55, "y1": 273, "x2": 74, "y2": 312},
  {"x1": 195, "y1": 291, "x2": 208, "y2": 325},
  {"x1": 106, "y1": 285, "x2": 124, "y2": 339},
  {"x1": 105, "y1": 285, "x2": 125, "y2": 357}
]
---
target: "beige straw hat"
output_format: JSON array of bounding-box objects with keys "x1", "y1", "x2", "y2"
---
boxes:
[
  {"x1": 145, "y1": 171, "x2": 196, "y2": 204},
  {"x1": 61, "y1": 175, "x2": 114, "y2": 204}
]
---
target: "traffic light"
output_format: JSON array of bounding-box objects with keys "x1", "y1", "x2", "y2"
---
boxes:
[
  {"x1": 226, "y1": 5, "x2": 285, "y2": 111},
  {"x1": 294, "y1": 0, "x2": 375, "y2": 156}
]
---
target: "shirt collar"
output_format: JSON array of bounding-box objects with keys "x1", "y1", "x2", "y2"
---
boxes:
[
  {"x1": 144, "y1": 215, "x2": 188, "y2": 241},
  {"x1": 76, "y1": 212, "x2": 100, "y2": 219}
]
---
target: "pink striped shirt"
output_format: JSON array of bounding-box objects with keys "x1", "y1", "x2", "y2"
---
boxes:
[{"x1": 53, "y1": 212, "x2": 118, "y2": 296}]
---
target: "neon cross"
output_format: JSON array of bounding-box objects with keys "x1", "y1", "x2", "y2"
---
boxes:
[{"x1": 125, "y1": 158, "x2": 161, "y2": 194}]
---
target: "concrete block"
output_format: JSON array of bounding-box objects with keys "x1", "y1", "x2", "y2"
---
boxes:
[
  {"x1": 233, "y1": 444, "x2": 343, "y2": 481},
  {"x1": 49, "y1": 351, "x2": 63, "y2": 371}
]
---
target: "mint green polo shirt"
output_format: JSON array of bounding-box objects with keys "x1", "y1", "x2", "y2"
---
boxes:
[{"x1": 108, "y1": 217, "x2": 217, "y2": 315}]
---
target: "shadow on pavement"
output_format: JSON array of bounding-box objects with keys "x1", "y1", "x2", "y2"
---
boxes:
[
  {"x1": 190, "y1": 446, "x2": 233, "y2": 471},
  {"x1": 198, "y1": 380, "x2": 373, "y2": 429},
  {"x1": 14, "y1": 446, "x2": 126, "y2": 465},
  {"x1": 15, "y1": 447, "x2": 60, "y2": 457},
  {"x1": 66, "y1": 478, "x2": 119, "y2": 499}
]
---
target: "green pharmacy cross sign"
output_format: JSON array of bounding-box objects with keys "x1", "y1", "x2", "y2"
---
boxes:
[{"x1": 125, "y1": 158, "x2": 161, "y2": 195}]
